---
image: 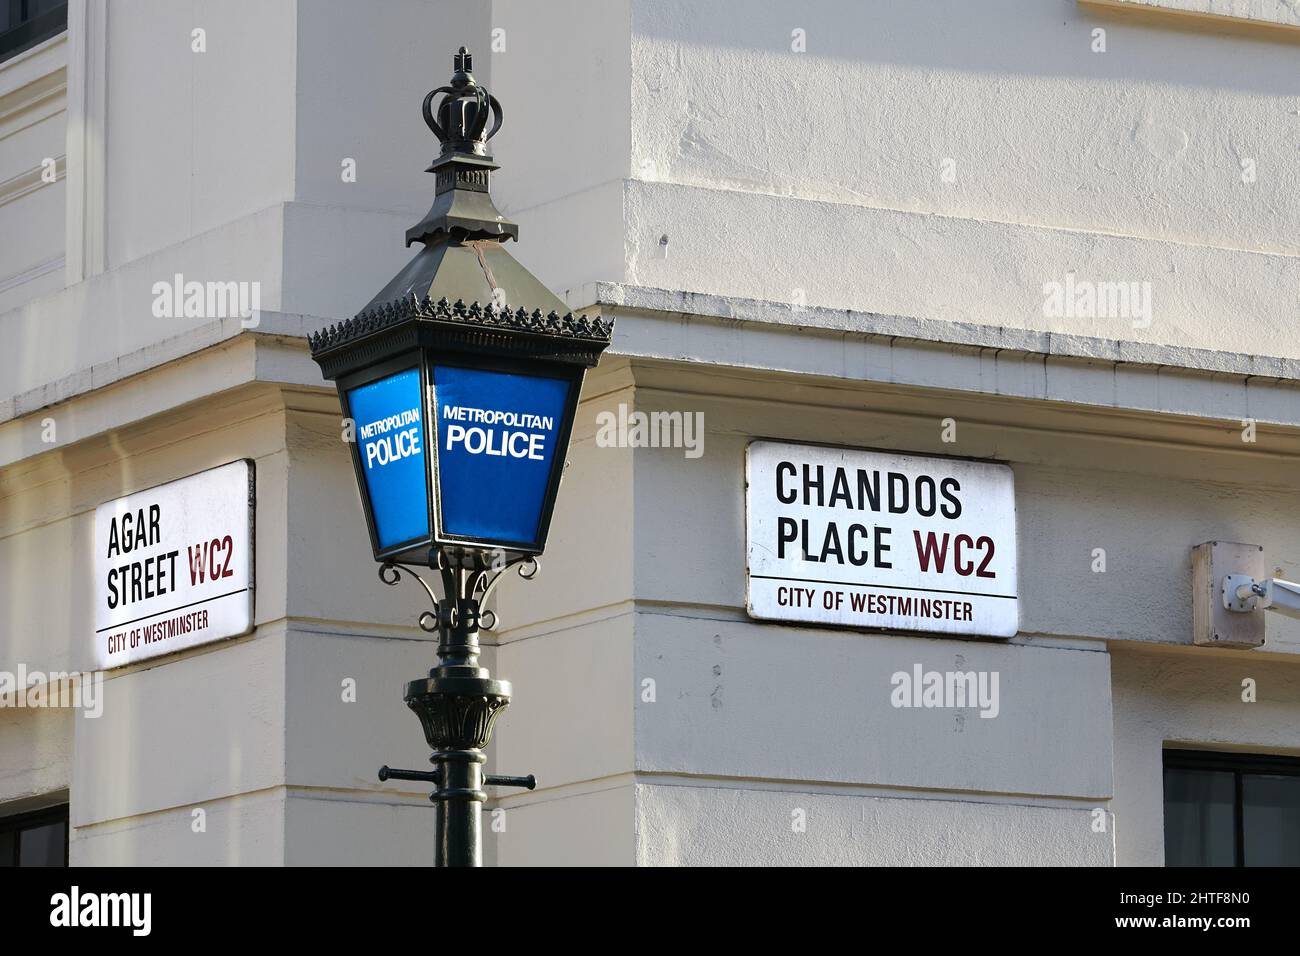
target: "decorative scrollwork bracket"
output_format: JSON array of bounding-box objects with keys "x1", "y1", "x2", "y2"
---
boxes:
[{"x1": 378, "y1": 553, "x2": 539, "y2": 634}]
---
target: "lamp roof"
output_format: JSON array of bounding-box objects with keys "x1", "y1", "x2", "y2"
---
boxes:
[{"x1": 309, "y1": 48, "x2": 613, "y2": 378}]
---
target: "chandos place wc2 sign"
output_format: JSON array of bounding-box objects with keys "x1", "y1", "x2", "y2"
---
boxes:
[{"x1": 746, "y1": 441, "x2": 1018, "y2": 638}]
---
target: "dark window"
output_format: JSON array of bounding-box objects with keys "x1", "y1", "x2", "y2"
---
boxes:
[
  {"x1": 0, "y1": 1, "x2": 66, "y2": 64},
  {"x1": 0, "y1": 805, "x2": 68, "y2": 867},
  {"x1": 1164, "y1": 750, "x2": 1300, "y2": 867}
]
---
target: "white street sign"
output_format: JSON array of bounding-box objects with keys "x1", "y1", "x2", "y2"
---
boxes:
[
  {"x1": 94, "y1": 460, "x2": 255, "y2": 669},
  {"x1": 746, "y1": 441, "x2": 1018, "y2": 638}
]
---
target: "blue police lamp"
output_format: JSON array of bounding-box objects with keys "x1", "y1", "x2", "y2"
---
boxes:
[{"x1": 308, "y1": 48, "x2": 613, "y2": 867}]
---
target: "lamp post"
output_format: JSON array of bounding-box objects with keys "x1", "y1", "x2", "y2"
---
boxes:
[{"x1": 308, "y1": 47, "x2": 613, "y2": 867}]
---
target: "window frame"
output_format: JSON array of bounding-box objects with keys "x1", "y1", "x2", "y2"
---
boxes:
[
  {"x1": 0, "y1": 804, "x2": 69, "y2": 867},
  {"x1": 1164, "y1": 748, "x2": 1300, "y2": 868},
  {"x1": 0, "y1": 1, "x2": 68, "y2": 66}
]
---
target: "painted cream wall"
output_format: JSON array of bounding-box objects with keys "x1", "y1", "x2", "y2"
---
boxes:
[
  {"x1": 490, "y1": 0, "x2": 1300, "y2": 359},
  {"x1": 0, "y1": 33, "x2": 67, "y2": 315},
  {"x1": 103, "y1": 0, "x2": 297, "y2": 271},
  {"x1": 283, "y1": 0, "x2": 493, "y2": 320},
  {"x1": 0, "y1": 0, "x2": 490, "y2": 403},
  {"x1": 485, "y1": 357, "x2": 1300, "y2": 866},
  {"x1": 1111, "y1": 646, "x2": 1300, "y2": 866},
  {"x1": 0, "y1": 706, "x2": 70, "y2": 818},
  {"x1": 486, "y1": 0, "x2": 631, "y2": 300}
]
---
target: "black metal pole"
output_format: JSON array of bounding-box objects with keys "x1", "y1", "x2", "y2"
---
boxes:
[
  {"x1": 434, "y1": 749, "x2": 484, "y2": 866},
  {"x1": 423, "y1": 567, "x2": 502, "y2": 867},
  {"x1": 431, "y1": 570, "x2": 488, "y2": 868},
  {"x1": 377, "y1": 559, "x2": 537, "y2": 867}
]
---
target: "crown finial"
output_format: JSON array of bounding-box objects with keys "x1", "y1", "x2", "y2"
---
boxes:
[
  {"x1": 421, "y1": 47, "x2": 502, "y2": 158},
  {"x1": 404, "y1": 48, "x2": 518, "y2": 245}
]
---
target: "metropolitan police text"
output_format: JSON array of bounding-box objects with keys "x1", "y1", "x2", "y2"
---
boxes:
[
  {"x1": 359, "y1": 407, "x2": 422, "y2": 467},
  {"x1": 441, "y1": 404, "x2": 553, "y2": 460}
]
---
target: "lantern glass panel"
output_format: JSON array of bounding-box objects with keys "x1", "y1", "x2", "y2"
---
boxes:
[
  {"x1": 346, "y1": 367, "x2": 431, "y2": 551},
  {"x1": 431, "y1": 364, "x2": 572, "y2": 550}
]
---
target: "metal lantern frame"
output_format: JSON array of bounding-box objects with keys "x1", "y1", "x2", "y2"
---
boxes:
[{"x1": 315, "y1": 297, "x2": 609, "y2": 568}]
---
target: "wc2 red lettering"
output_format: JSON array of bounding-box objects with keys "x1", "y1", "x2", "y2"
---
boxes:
[
  {"x1": 913, "y1": 531, "x2": 996, "y2": 578},
  {"x1": 188, "y1": 535, "x2": 235, "y2": 585}
]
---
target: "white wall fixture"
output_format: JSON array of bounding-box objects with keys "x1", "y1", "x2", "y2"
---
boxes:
[
  {"x1": 1190, "y1": 540, "x2": 1267, "y2": 647},
  {"x1": 1223, "y1": 574, "x2": 1300, "y2": 620}
]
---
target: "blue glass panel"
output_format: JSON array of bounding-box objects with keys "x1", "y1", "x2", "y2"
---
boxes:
[
  {"x1": 433, "y1": 366, "x2": 570, "y2": 547},
  {"x1": 347, "y1": 368, "x2": 430, "y2": 550}
]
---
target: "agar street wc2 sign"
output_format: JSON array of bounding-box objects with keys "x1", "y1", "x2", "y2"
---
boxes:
[
  {"x1": 94, "y1": 460, "x2": 254, "y2": 669},
  {"x1": 746, "y1": 441, "x2": 1018, "y2": 638}
]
